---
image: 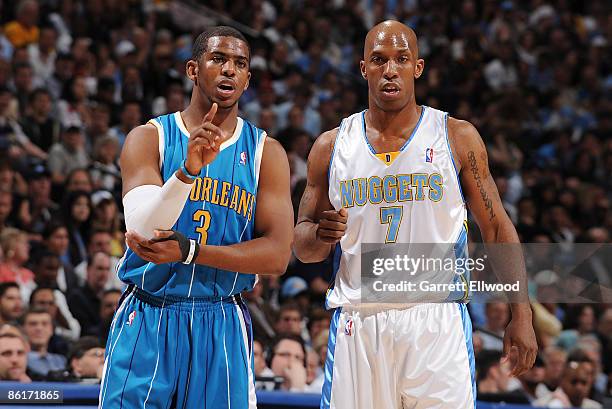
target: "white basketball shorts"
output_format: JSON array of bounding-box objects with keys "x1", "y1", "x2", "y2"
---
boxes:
[{"x1": 320, "y1": 302, "x2": 476, "y2": 409}]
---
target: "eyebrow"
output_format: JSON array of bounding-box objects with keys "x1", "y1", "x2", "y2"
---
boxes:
[{"x1": 210, "y1": 51, "x2": 249, "y2": 61}]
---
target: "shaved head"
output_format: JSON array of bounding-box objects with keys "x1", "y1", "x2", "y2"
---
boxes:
[
  {"x1": 364, "y1": 20, "x2": 419, "y2": 61},
  {"x1": 360, "y1": 20, "x2": 423, "y2": 112}
]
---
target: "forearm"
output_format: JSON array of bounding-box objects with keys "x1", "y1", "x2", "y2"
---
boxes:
[
  {"x1": 483, "y1": 220, "x2": 530, "y2": 306},
  {"x1": 294, "y1": 220, "x2": 332, "y2": 263},
  {"x1": 195, "y1": 236, "x2": 291, "y2": 275},
  {"x1": 123, "y1": 171, "x2": 192, "y2": 238}
]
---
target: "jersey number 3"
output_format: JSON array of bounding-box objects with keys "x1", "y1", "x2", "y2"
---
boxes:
[
  {"x1": 193, "y1": 210, "x2": 211, "y2": 244},
  {"x1": 380, "y1": 206, "x2": 403, "y2": 243}
]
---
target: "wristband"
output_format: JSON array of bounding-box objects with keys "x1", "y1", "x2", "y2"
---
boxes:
[
  {"x1": 180, "y1": 159, "x2": 199, "y2": 180},
  {"x1": 152, "y1": 229, "x2": 200, "y2": 264}
]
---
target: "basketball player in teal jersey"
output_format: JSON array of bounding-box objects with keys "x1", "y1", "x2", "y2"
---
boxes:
[
  {"x1": 99, "y1": 27, "x2": 293, "y2": 409},
  {"x1": 295, "y1": 21, "x2": 537, "y2": 408}
]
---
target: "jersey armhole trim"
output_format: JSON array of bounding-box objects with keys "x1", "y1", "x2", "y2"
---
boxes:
[
  {"x1": 147, "y1": 118, "x2": 164, "y2": 171},
  {"x1": 328, "y1": 119, "x2": 345, "y2": 183},
  {"x1": 254, "y1": 130, "x2": 267, "y2": 187},
  {"x1": 444, "y1": 113, "x2": 465, "y2": 203}
]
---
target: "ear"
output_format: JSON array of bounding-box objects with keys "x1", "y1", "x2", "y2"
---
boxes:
[
  {"x1": 414, "y1": 58, "x2": 425, "y2": 79},
  {"x1": 360, "y1": 60, "x2": 367, "y2": 80},
  {"x1": 244, "y1": 71, "x2": 251, "y2": 92},
  {"x1": 186, "y1": 60, "x2": 198, "y2": 83}
]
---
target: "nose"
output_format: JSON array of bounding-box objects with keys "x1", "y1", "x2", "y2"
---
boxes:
[
  {"x1": 383, "y1": 60, "x2": 398, "y2": 80},
  {"x1": 222, "y1": 60, "x2": 236, "y2": 77}
]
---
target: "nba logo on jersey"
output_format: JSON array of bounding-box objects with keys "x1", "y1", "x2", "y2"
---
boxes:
[
  {"x1": 425, "y1": 147, "x2": 434, "y2": 163},
  {"x1": 345, "y1": 318, "x2": 354, "y2": 336},
  {"x1": 240, "y1": 151, "x2": 247, "y2": 165},
  {"x1": 127, "y1": 311, "x2": 136, "y2": 326}
]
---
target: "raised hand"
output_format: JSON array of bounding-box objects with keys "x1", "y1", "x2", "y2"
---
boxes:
[{"x1": 184, "y1": 103, "x2": 226, "y2": 175}]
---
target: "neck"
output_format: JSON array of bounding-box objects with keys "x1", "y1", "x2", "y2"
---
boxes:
[
  {"x1": 33, "y1": 112, "x2": 47, "y2": 122},
  {"x1": 366, "y1": 99, "x2": 421, "y2": 136},
  {"x1": 32, "y1": 344, "x2": 47, "y2": 354}
]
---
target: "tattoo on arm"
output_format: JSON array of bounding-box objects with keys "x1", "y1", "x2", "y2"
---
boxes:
[{"x1": 468, "y1": 150, "x2": 496, "y2": 221}]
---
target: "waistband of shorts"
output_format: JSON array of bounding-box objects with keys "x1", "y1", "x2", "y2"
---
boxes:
[
  {"x1": 132, "y1": 286, "x2": 243, "y2": 311},
  {"x1": 340, "y1": 301, "x2": 466, "y2": 313}
]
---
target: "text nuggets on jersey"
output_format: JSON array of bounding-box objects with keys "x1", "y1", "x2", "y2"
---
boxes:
[{"x1": 339, "y1": 173, "x2": 443, "y2": 207}]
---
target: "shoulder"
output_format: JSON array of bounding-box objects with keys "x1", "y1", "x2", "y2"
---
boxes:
[
  {"x1": 121, "y1": 123, "x2": 159, "y2": 152},
  {"x1": 447, "y1": 116, "x2": 485, "y2": 156},
  {"x1": 312, "y1": 127, "x2": 340, "y2": 157},
  {"x1": 447, "y1": 117, "x2": 480, "y2": 141}
]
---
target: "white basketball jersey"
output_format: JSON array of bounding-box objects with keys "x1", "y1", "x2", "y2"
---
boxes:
[{"x1": 327, "y1": 106, "x2": 468, "y2": 308}]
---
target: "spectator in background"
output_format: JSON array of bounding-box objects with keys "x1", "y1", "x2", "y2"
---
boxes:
[
  {"x1": 474, "y1": 301, "x2": 510, "y2": 351},
  {"x1": 90, "y1": 289, "x2": 120, "y2": 343},
  {"x1": 22, "y1": 308, "x2": 66, "y2": 379},
  {"x1": 305, "y1": 348, "x2": 323, "y2": 393},
  {"x1": 46, "y1": 52, "x2": 73, "y2": 101},
  {"x1": 68, "y1": 251, "x2": 111, "y2": 336},
  {"x1": 29, "y1": 286, "x2": 79, "y2": 345},
  {"x1": 22, "y1": 163, "x2": 57, "y2": 235},
  {"x1": 275, "y1": 302, "x2": 304, "y2": 339},
  {"x1": 307, "y1": 309, "x2": 331, "y2": 347},
  {"x1": 0, "y1": 189, "x2": 13, "y2": 232},
  {"x1": 73, "y1": 229, "x2": 121, "y2": 289},
  {"x1": 64, "y1": 168, "x2": 93, "y2": 194},
  {"x1": 27, "y1": 25, "x2": 57, "y2": 85},
  {"x1": 90, "y1": 192, "x2": 124, "y2": 258},
  {"x1": 3, "y1": 0, "x2": 39, "y2": 48},
  {"x1": 253, "y1": 338, "x2": 276, "y2": 390},
  {"x1": 108, "y1": 100, "x2": 141, "y2": 147},
  {"x1": 48, "y1": 126, "x2": 90, "y2": 186},
  {"x1": 0, "y1": 86, "x2": 47, "y2": 160},
  {"x1": 0, "y1": 228, "x2": 34, "y2": 297},
  {"x1": 67, "y1": 336, "x2": 104, "y2": 381},
  {"x1": 57, "y1": 76, "x2": 91, "y2": 129},
  {"x1": 29, "y1": 252, "x2": 80, "y2": 340},
  {"x1": 0, "y1": 282, "x2": 23, "y2": 325},
  {"x1": 11, "y1": 63, "x2": 36, "y2": 115},
  {"x1": 534, "y1": 357, "x2": 602, "y2": 408},
  {"x1": 243, "y1": 279, "x2": 277, "y2": 345},
  {"x1": 0, "y1": 333, "x2": 31, "y2": 382},
  {"x1": 20, "y1": 88, "x2": 61, "y2": 153},
  {"x1": 539, "y1": 346, "x2": 568, "y2": 398},
  {"x1": 270, "y1": 334, "x2": 307, "y2": 392},
  {"x1": 62, "y1": 190, "x2": 92, "y2": 268},
  {"x1": 89, "y1": 136, "x2": 120, "y2": 192},
  {"x1": 42, "y1": 221, "x2": 79, "y2": 292}
]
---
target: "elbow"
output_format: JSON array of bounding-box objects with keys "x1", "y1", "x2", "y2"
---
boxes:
[
  {"x1": 272, "y1": 246, "x2": 293, "y2": 276},
  {"x1": 262, "y1": 251, "x2": 291, "y2": 276}
]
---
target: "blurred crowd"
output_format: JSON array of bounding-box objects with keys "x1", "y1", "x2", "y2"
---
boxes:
[{"x1": 0, "y1": 0, "x2": 610, "y2": 407}]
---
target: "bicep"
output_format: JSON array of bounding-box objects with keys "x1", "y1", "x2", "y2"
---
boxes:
[
  {"x1": 120, "y1": 124, "x2": 163, "y2": 197},
  {"x1": 455, "y1": 122, "x2": 508, "y2": 232},
  {"x1": 254, "y1": 138, "x2": 294, "y2": 241},
  {"x1": 296, "y1": 132, "x2": 335, "y2": 224}
]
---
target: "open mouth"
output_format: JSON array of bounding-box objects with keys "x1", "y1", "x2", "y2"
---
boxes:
[
  {"x1": 381, "y1": 84, "x2": 400, "y2": 95},
  {"x1": 216, "y1": 82, "x2": 236, "y2": 97}
]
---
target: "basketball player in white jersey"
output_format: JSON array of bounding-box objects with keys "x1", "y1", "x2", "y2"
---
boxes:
[{"x1": 294, "y1": 21, "x2": 537, "y2": 409}]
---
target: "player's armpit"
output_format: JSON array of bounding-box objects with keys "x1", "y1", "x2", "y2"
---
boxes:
[
  {"x1": 293, "y1": 128, "x2": 338, "y2": 263},
  {"x1": 194, "y1": 137, "x2": 294, "y2": 275},
  {"x1": 119, "y1": 123, "x2": 163, "y2": 196}
]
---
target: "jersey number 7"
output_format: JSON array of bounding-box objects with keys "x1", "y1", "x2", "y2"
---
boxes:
[{"x1": 379, "y1": 206, "x2": 403, "y2": 243}]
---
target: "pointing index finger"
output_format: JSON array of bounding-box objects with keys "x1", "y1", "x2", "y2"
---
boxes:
[{"x1": 203, "y1": 103, "x2": 218, "y2": 124}]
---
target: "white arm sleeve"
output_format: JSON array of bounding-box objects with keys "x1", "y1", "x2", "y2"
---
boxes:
[{"x1": 123, "y1": 173, "x2": 193, "y2": 239}]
